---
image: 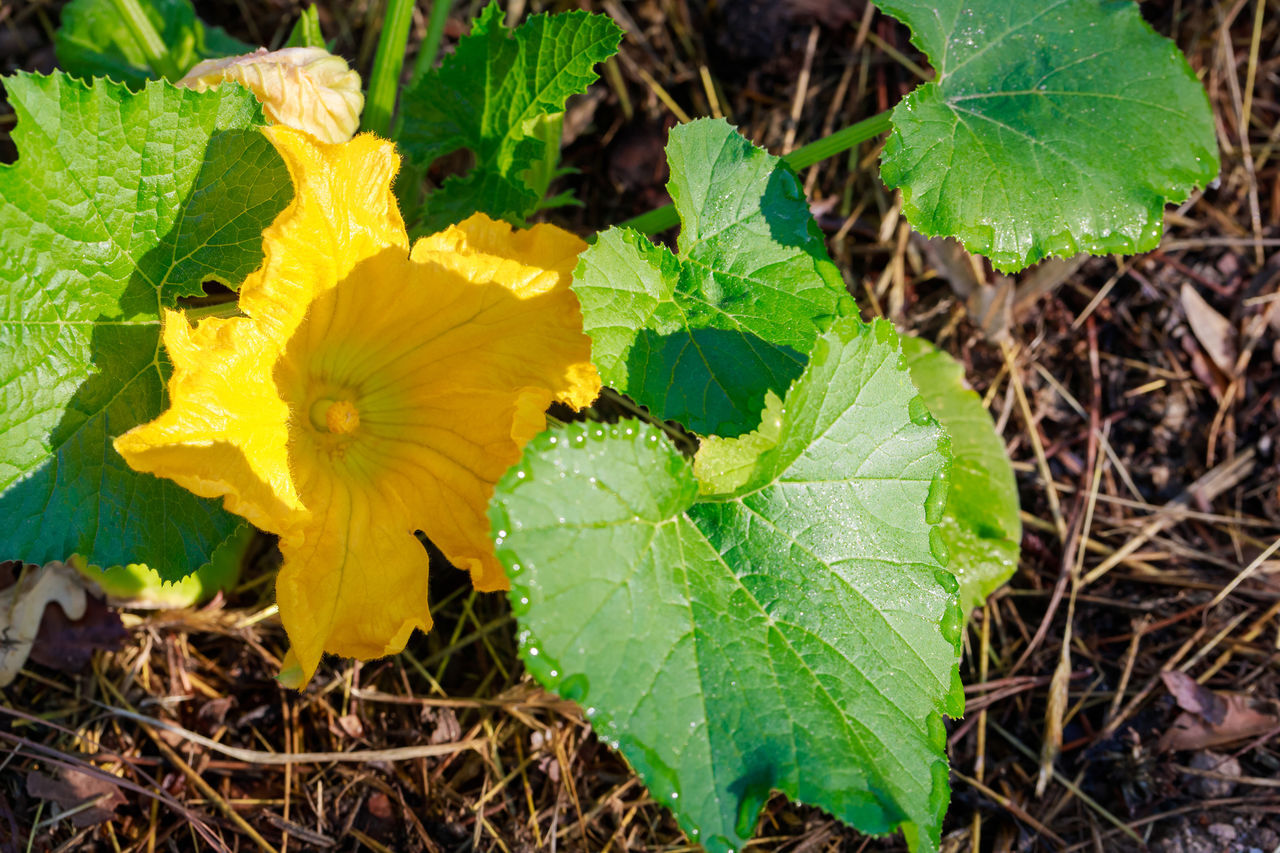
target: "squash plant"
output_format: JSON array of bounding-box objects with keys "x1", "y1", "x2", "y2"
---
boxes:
[{"x1": 0, "y1": 0, "x2": 1216, "y2": 850}]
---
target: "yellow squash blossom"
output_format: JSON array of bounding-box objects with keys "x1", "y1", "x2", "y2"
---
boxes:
[
  {"x1": 178, "y1": 47, "x2": 363, "y2": 143},
  {"x1": 115, "y1": 127, "x2": 599, "y2": 685}
]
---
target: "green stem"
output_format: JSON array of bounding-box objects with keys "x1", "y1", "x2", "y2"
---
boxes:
[
  {"x1": 619, "y1": 109, "x2": 895, "y2": 235},
  {"x1": 111, "y1": 0, "x2": 182, "y2": 80},
  {"x1": 409, "y1": 0, "x2": 454, "y2": 88},
  {"x1": 361, "y1": 0, "x2": 417, "y2": 136},
  {"x1": 784, "y1": 110, "x2": 894, "y2": 170}
]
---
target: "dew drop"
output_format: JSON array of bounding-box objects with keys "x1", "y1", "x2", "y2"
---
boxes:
[
  {"x1": 908, "y1": 394, "x2": 932, "y2": 426},
  {"x1": 516, "y1": 470, "x2": 526, "y2": 479},
  {"x1": 929, "y1": 526, "x2": 950, "y2": 565},
  {"x1": 529, "y1": 647, "x2": 539, "y2": 656},
  {"x1": 940, "y1": 603, "x2": 963, "y2": 645},
  {"x1": 924, "y1": 472, "x2": 948, "y2": 525}
]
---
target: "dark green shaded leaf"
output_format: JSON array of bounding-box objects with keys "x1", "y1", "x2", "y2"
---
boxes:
[
  {"x1": 397, "y1": 2, "x2": 622, "y2": 232},
  {"x1": 877, "y1": 0, "x2": 1219, "y2": 272},
  {"x1": 574, "y1": 118, "x2": 854, "y2": 437},
  {"x1": 0, "y1": 72, "x2": 290, "y2": 578},
  {"x1": 492, "y1": 318, "x2": 962, "y2": 853}
]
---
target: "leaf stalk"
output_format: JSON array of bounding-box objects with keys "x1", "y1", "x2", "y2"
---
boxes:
[
  {"x1": 110, "y1": 0, "x2": 183, "y2": 80},
  {"x1": 409, "y1": 0, "x2": 455, "y2": 88},
  {"x1": 362, "y1": 0, "x2": 418, "y2": 136}
]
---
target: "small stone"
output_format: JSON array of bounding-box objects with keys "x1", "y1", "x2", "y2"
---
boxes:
[
  {"x1": 1206, "y1": 823, "x2": 1236, "y2": 843},
  {"x1": 1186, "y1": 750, "x2": 1240, "y2": 798}
]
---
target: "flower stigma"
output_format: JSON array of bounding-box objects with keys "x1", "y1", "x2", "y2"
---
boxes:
[{"x1": 310, "y1": 398, "x2": 360, "y2": 435}]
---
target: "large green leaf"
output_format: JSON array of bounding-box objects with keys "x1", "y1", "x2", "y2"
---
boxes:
[
  {"x1": 902, "y1": 336, "x2": 1019, "y2": 614},
  {"x1": 397, "y1": 2, "x2": 622, "y2": 232},
  {"x1": 55, "y1": 0, "x2": 252, "y2": 87},
  {"x1": 574, "y1": 118, "x2": 854, "y2": 437},
  {"x1": 0, "y1": 72, "x2": 290, "y2": 578},
  {"x1": 491, "y1": 318, "x2": 962, "y2": 853},
  {"x1": 877, "y1": 0, "x2": 1219, "y2": 272}
]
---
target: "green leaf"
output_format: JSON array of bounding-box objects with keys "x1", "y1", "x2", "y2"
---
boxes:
[
  {"x1": 396, "y1": 2, "x2": 622, "y2": 232},
  {"x1": 285, "y1": 6, "x2": 328, "y2": 49},
  {"x1": 877, "y1": 0, "x2": 1219, "y2": 272},
  {"x1": 491, "y1": 317, "x2": 963, "y2": 853},
  {"x1": 55, "y1": 0, "x2": 251, "y2": 87},
  {"x1": 574, "y1": 118, "x2": 855, "y2": 437},
  {"x1": 0, "y1": 72, "x2": 291, "y2": 578},
  {"x1": 901, "y1": 336, "x2": 1020, "y2": 614}
]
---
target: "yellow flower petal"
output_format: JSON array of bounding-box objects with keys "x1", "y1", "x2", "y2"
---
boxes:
[
  {"x1": 178, "y1": 47, "x2": 364, "y2": 144},
  {"x1": 115, "y1": 127, "x2": 599, "y2": 684}
]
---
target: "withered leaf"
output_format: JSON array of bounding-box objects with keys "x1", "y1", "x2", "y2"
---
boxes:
[{"x1": 26, "y1": 768, "x2": 126, "y2": 827}]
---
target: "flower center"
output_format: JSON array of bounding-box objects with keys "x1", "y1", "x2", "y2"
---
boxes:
[{"x1": 310, "y1": 398, "x2": 360, "y2": 435}]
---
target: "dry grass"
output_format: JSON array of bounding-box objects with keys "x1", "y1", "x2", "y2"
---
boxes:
[{"x1": 2, "y1": 0, "x2": 1279, "y2": 850}]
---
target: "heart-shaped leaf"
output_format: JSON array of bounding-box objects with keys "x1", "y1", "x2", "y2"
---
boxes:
[
  {"x1": 877, "y1": 0, "x2": 1219, "y2": 272},
  {"x1": 491, "y1": 318, "x2": 962, "y2": 852}
]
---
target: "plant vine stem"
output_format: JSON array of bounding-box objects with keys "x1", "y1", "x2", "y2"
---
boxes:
[
  {"x1": 397, "y1": 1, "x2": 455, "y2": 228},
  {"x1": 409, "y1": 0, "x2": 454, "y2": 88},
  {"x1": 111, "y1": 0, "x2": 182, "y2": 80},
  {"x1": 361, "y1": 0, "x2": 417, "y2": 137},
  {"x1": 619, "y1": 109, "x2": 894, "y2": 235}
]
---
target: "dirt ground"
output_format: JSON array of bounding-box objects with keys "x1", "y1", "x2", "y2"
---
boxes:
[{"x1": 3, "y1": 0, "x2": 1279, "y2": 851}]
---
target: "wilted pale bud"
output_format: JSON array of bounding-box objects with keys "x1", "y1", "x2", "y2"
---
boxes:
[{"x1": 178, "y1": 47, "x2": 363, "y2": 144}]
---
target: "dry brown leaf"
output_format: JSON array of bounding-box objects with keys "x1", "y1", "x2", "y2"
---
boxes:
[
  {"x1": 0, "y1": 561, "x2": 87, "y2": 686},
  {"x1": 1159, "y1": 675, "x2": 1280, "y2": 751},
  {"x1": 26, "y1": 768, "x2": 126, "y2": 827},
  {"x1": 29, "y1": 587, "x2": 126, "y2": 674},
  {"x1": 1181, "y1": 282, "x2": 1237, "y2": 375},
  {"x1": 1161, "y1": 671, "x2": 1227, "y2": 723}
]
